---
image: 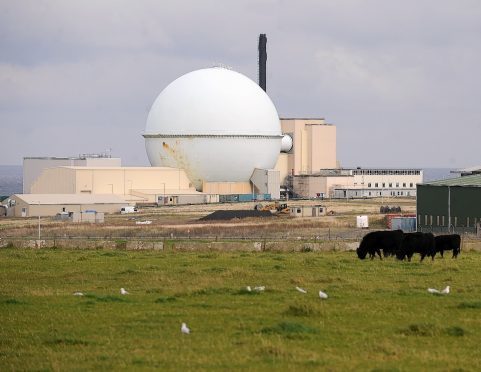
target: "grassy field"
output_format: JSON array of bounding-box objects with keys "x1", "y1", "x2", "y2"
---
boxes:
[{"x1": 1, "y1": 249, "x2": 481, "y2": 371}]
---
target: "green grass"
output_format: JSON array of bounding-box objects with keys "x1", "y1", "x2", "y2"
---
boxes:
[{"x1": 1, "y1": 249, "x2": 481, "y2": 370}]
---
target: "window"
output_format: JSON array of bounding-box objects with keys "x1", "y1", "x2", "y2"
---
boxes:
[
  {"x1": 297, "y1": 208, "x2": 301, "y2": 213},
  {"x1": 429, "y1": 215, "x2": 433, "y2": 226},
  {"x1": 396, "y1": 183, "x2": 399, "y2": 187},
  {"x1": 382, "y1": 183, "x2": 385, "y2": 188},
  {"x1": 436, "y1": 216, "x2": 439, "y2": 226},
  {"x1": 403, "y1": 183, "x2": 406, "y2": 187},
  {"x1": 410, "y1": 183, "x2": 413, "y2": 187},
  {"x1": 424, "y1": 215, "x2": 428, "y2": 225},
  {"x1": 368, "y1": 183, "x2": 371, "y2": 187},
  {"x1": 389, "y1": 183, "x2": 392, "y2": 187},
  {"x1": 442, "y1": 216, "x2": 445, "y2": 226},
  {"x1": 467, "y1": 217, "x2": 470, "y2": 227}
]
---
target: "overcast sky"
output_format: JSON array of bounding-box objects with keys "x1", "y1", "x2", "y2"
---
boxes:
[{"x1": 1, "y1": 0, "x2": 480, "y2": 168}]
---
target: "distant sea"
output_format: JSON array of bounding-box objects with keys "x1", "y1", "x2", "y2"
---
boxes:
[
  {"x1": 0, "y1": 165, "x2": 459, "y2": 197},
  {"x1": 0, "y1": 165, "x2": 22, "y2": 196}
]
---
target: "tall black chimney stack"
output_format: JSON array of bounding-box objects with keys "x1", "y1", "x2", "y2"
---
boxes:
[{"x1": 258, "y1": 34, "x2": 267, "y2": 92}]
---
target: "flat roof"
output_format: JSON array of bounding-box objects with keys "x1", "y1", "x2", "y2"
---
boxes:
[
  {"x1": 12, "y1": 194, "x2": 127, "y2": 205},
  {"x1": 422, "y1": 174, "x2": 481, "y2": 187},
  {"x1": 58, "y1": 166, "x2": 181, "y2": 171},
  {"x1": 451, "y1": 165, "x2": 481, "y2": 173},
  {"x1": 280, "y1": 117, "x2": 325, "y2": 120},
  {"x1": 24, "y1": 156, "x2": 119, "y2": 160}
]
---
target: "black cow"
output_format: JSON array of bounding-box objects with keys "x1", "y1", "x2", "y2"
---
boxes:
[
  {"x1": 434, "y1": 234, "x2": 461, "y2": 258},
  {"x1": 357, "y1": 230, "x2": 404, "y2": 260},
  {"x1": 396, "y1": 232, "x2": 436, "y2": 262}
]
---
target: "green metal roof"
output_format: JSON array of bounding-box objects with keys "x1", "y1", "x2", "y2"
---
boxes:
[{"x1": 423, "y1": 174, "x2": 481, "y2": 187}]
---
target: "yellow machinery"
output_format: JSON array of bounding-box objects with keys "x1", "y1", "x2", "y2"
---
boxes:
[{"x1": 254, "y1": 202, "x2": 289, "y2": 214}]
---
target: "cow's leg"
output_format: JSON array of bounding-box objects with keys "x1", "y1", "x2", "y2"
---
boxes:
[
  {"x1": 407, "y1": 254, "x2": 413, "y2": 262},
  {"x1": 420, "y1": 253, "x2": 425, "y2": 262},
  {"x1": 377, "y1": 249, "x2": 383, "y2": 260},
  {"x1": 440, "y1": 250, "x2": 444, "y2": 258}
]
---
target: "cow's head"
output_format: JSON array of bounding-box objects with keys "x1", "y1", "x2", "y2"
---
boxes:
[{"x1": 356, "y1": 247, "x2": 367, "y2": 259}]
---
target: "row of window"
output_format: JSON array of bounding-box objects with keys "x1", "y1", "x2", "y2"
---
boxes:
[
  {"x1": 361, "y1": 182, "x2": 415, "y2": 188},
  {"x1": 352, "y1": 169, "x2": 421, "y2": 176},
  {"x1": 419, "y1": 215, "x2": 481, "y2": 228},
  {"x1": 349, "y1": 191, "x2": 412, "y2": 197}
]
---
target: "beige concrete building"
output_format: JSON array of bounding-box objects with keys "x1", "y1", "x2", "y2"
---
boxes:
[
  {"x1": 30, "y1": 166, "x2": 198, "y2": 203},
  {"x1": 5, "y1": 194, "x2": 127, "y2": 217},
  {"x1": 293, "y1": 173, "x2": 354, "y2": 198},
  {"x1": 293, "y1": 168, "x2": 423, "y2": 199},
  {"x1": 202, "y1": 181, "x2": 252, "y2": 195},
  {"x1": 275, "y1": 118, "x2": 337, "y2": 186},
  {"x1": 23, "y1": 155, "x2": 121, "y2": 194}
]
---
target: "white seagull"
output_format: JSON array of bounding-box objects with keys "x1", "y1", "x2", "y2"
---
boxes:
[
  {"x1": 428, "y1": 286, "x2": 450, "y2": 295},
  {"x1": 254, "y1": 286, "x2": 265, "y2": 292},
  {"x1": 246, "y1": 286, "x2": 252, "y2": 292},
  {"x1": 319, "y1": 290, "x2": 328, "y2": 299},
  {"x1": 120, "y1": 288, "x2": 129, "y2": 295},
  {"x1": 296, "y1": 286, "x2": 307, "y2": 294},
  {"x1": 73, "y1": 292, "x2": 84, "y2": 296},
  {"x1": 181, "y1": 322, "x2": 190, "y2": 334}
]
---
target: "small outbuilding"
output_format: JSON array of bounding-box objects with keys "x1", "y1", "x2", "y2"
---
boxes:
[{"x1": 289, "y1": 205, "x2": 327, "y2": 218}]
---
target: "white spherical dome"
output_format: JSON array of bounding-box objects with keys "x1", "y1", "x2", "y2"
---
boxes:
[{"x1": 144, "y1": 67, "x2": 282, "y2": 190}]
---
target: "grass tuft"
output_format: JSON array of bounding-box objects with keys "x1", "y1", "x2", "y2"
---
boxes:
[
  {"x1": 400, "y1": 323, "x2": 438, "y2": 337},
  {"x1": 45, "y1": 337, "x2": 90, "y2": 346},
  {"x1": 284, "y1": 303, "x2": 320, "y2": 317},
  {"x1": 3, "y1": 298, "x2": 25, "y2": 305},
  {"x1": 457, "y1": 301, "x2": 481, "y2": 309},
  {"x1": 261, "y1": 322, "x2": 318, "y2": 336},
  {"x1": 84, "y1": 294, "x2": 129, "y2": 303},
  {"x1": 445, "y1": 326, "x2": 465, "y2": 337},
  {"x1": 154, "y1": 296, "x2": 177, "y2": 303}
]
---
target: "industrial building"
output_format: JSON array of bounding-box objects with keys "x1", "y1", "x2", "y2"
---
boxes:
[
  {"x1": 417, "y1": 174, "x2": 481, "y2": 234},
  {"x1": 23, "y1": 154, "x2": 120, "y2": 194},
  {"x1": 3, "y1": 34, "x2": 422, "y2": 218},
  {"x1": 4, "y1": 194, "x2": 126, "y2": 218},
  {"x1": 275, "y1": 118, "x2": 337, "y2": 188},
  {"x1": 292, "y1": 168, "x2": 422, "y2": 199}
]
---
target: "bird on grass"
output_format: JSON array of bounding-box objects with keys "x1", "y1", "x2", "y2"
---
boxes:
[
  {"x1": 120, "y1": 288, "x2": 129, "y2": 295},
  {"x1": 254, "y1": 286, "x2": 265, "y2": 292},
  {"x1": 319, "y1": 290, "x2": 328, "y2": 299},
  {"x1": 73, "y1": 292, "x2": 84, "y2": 296},
  {"x1": 246, "y1": 286, "x2": 252, "y2": 292},
  {"x1": 296, "y1": 287, "x2": 307, "y2": 294},
  {"x1": 181, "y1": 322, "x2": 190, "y2": 334},
  {"x1": 427, "y1": 286, "x2": 450, "y2": 295}
]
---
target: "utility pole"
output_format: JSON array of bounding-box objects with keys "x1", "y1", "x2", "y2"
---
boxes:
[{"x1": 38, "y1": 201, "x2": 41, "y2": 240}]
